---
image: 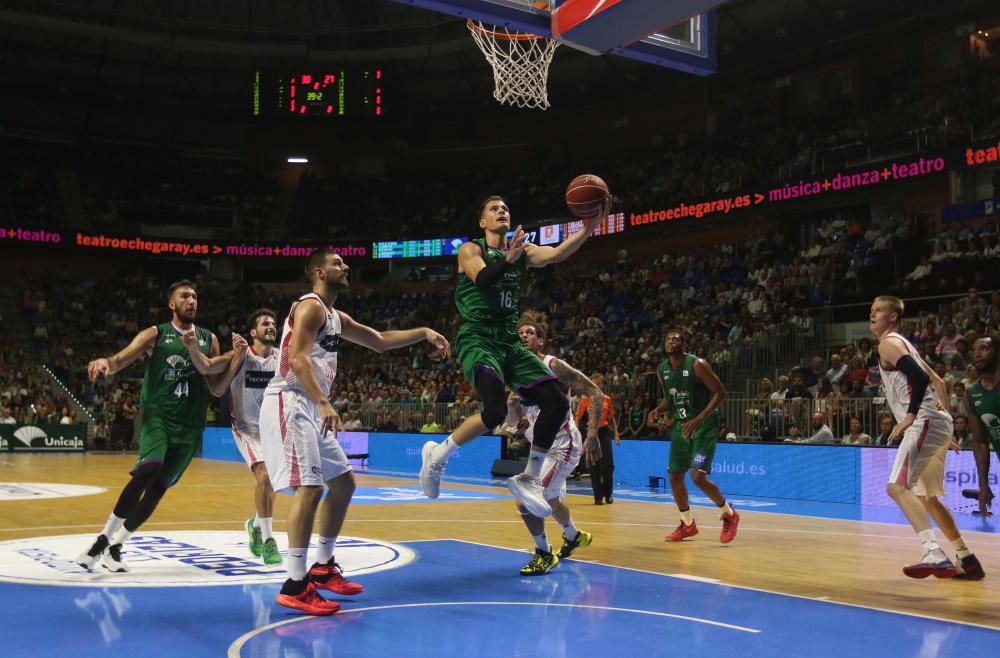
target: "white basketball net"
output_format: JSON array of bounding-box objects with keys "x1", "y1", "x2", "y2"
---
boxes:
[{"x1": 467, "y1": 20, "x2": 559, "y2": 110}]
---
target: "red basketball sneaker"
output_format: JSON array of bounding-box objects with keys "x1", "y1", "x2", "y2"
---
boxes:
[
  {"x1": 309, "y1": 561, "x2": 364, "y2": 596},
  {"x1": 275, "y1": 580, "x2": 341, "y2": 615},
  {"x1": 665, "y1": 519, "x2": 699, "y2": 542},
  {"x1": 720, "y1": 508, "x2": 740, "y2": 544}
]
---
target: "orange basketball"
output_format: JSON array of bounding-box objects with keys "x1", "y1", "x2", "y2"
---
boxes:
[{"x1": 565, "y1": 174, "x2": 610, "y2": 218}]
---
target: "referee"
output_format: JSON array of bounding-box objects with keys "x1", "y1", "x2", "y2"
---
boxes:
[{"x1": 575, "y1": 373, "x2": 620, "y2": 505}]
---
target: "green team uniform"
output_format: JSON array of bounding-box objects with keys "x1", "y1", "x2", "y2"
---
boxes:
[
  {"x1": 657, "y1": 354, "x2": 720, "y2": 473},
  {"x1": 136, "y1": 323, "x2": 213, "y2": 486},
  {"x1": 455, "y1": 238, "x2": 553, "y2": 391},
  {"x1": 967, "y1": 380, "x2": 1000, "y2": 457}
]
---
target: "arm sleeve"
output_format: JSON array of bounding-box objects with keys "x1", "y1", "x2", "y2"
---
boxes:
[
  {"x1": 895, "y1": 355, "x2": 930, "y2": 415},
  {"x1": 474, "y1": 259, "x2": 510, "y2": 290}
]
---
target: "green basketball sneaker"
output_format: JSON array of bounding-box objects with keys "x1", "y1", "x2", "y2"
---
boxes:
[
  {"x1": 519, "y1": 547, "x2": 559, "y2": 576},
  {"x1": 261, "y1": 538, "x2": 283, "y2": 565},
  {"x1": 246, "y1": 518, "x2": 263, "y2": 557},
  {"x1": 557, "y1": 530, "x2": 592, "y2": 559}
]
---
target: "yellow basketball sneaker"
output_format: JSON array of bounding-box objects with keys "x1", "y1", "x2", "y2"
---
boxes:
[{"x1": 557, "y1": 530, "x2": 592, "y2": 559}]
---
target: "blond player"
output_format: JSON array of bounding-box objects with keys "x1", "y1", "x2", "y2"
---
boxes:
[{"x1": 871, "y1": 295, "x2": 982, "y2": 578}]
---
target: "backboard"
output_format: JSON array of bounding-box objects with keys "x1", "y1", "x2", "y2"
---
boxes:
[{"x1": 391, "y1": 0, "x2": 718, "y2": 75}]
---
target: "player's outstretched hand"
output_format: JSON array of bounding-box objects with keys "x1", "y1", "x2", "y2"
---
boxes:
[
  {"x1": 88, "y1": 358, "x2": 111, "y2": 382},
  {"x1": 424, "y1": 329, "x2": 451, "y2": 360},
  {"x1": 584, "y1": 196, "x2": 612, "y2": 225},
  {"x1": 506, "y1": 225, "x2": 527, "y2": 263}
]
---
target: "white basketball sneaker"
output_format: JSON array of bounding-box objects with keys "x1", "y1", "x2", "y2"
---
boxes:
[
  {"x1": 77, "y1": 534, "x2": 109, "y2": 571},
  {"x1": 419, "y1": 441, "x2": 446, "y2": 499},
  {"x1": 507, "y1": 473, "x2": 552, "y2": 518},
  {"x1": 101, "y1": 543, "x2": 130, "y2": 573}
]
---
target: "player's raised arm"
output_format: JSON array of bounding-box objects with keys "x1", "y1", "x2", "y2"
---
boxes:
[
  {"x1": 205, "y1": 334, "x2": 249, "y2": 397},
  {"x1": 524, "y1": 208, "x2": 606, "y2": 269},
  {"x1": 181, "y1": 330, "x2": 231, "y2": 376},
  {"x1": 338, "y1": 311, "x2": 450, "y2": 359},
  {"x1": 459, "y1": 233, "x2": 526, "y2": 286},
  {"x1": 88, "y1": 326, "x2": 159, "y2": 381}
]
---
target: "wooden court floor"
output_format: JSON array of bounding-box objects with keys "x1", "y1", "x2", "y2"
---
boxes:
[{"x1": 2, "y1": 453, "x2": 999, "y2": 629}]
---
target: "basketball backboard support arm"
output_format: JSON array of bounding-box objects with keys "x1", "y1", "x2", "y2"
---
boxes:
[{"x1": 391, "y1": 0, "x2": 718, "y2": 76}]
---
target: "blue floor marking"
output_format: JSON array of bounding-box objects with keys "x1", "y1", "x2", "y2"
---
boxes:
[
  {"x1": 3, "y1": 539, "x2": 997, "y2": 657},
  {"x1": 278, "y1": 485, "x2": 509, "y2": 504},
  {"x1": 363, "y1": 468, "x2": 1000, "y2": 534}
]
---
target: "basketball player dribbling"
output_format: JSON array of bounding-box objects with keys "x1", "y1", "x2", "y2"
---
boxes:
[
  {"x1": 420, "y1": 194, "x2": 609, "y2": 517},
  {"x1": 503, "y1": 314, "x2": 602, "y2": 575},
  {"x1": 260, "y1": 250, "x2": 450, "y2": 615},
  {"x1": 871, "y1": 295, "x2": 984, "y2": 579}
]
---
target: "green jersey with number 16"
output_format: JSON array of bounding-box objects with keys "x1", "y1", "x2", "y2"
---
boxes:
[
  {"x1": 455, "y1": 238, "x2": 526, "y2": 332},
  {"x1": 139, "y1": 323, "x2": 212, "y2": 429}
]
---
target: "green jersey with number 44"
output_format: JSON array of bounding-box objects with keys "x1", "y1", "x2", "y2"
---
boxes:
[
  {"x1": 657, "y1": 354, "x2": 715, "y2": 423},
  {"x1": 140, "y1": 323, "x2": 213, "y2": 429},
  {"x1": 455, "y1": 238, "x2": 527, "y2": 331}
]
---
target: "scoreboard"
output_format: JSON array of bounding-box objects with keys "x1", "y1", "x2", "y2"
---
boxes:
[
  {"x1": 372, "y1": 237, "x2": 467, "y2": 259},
  {"x1": 253, "y1": 69, "x2": 383, "y2": 117}
]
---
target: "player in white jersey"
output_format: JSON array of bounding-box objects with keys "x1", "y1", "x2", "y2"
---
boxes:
[
  {"x1": 502, "y1": 314, "x2": 603, "y2": 575},
  {"x1": 871, "y1": 295, "x2": 981, "y2": 579},
  {"x1": 190, "y1": 308, "x2": 282, "y2": 565},
  {"x1": 259, "y1": 249, "x2": 450, "y2": 615}
]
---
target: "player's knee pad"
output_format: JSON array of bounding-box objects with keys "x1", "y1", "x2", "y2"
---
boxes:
[{"x1": 475, "y1": 370, "x2": 508, "y2": 429}]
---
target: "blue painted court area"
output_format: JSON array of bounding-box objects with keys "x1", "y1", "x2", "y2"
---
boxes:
[
  {"x1": 279, "y1": 485, "x2": 509, "y2": 504},
  {"x1": 3, "y1": 539, "x2": 997, "y2": 657}
]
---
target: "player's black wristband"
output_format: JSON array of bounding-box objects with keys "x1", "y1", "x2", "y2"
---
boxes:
[
  {"x1": 895, "y1": 355, "x2": 929, "y2": 416},
  {"x1": 475, "y1": 258, "x2": 511, "y2": 289}
]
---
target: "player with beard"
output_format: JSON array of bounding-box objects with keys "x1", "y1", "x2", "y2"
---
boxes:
[
  {"x1": 184, "y1": 308, "x2": 283, "y2": 565},
  {"x1": 77, "y1": 280, "x2": 224, "y2": 573},
  {"x1": 260, "y1": 250, "x2": 450, "y2": 615},
  {"x1": 964, "y1": 336, "x2": 1000, "y2": 533},
  {"x1": 502, "y1": 314, "x2": 602, "y2": 575}
]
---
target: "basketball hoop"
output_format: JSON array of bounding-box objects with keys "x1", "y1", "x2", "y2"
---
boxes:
[{"x1": 467, "y1": 19, "x2": 559, "y2": 110}]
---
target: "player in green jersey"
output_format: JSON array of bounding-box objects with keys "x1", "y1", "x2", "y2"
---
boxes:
[
  {"x1": 420, "y1": 194, "x2": 608, "y2": 517},
  {"x1": 965, "y1": 336, "x2": 1000, "y2": 520},
  {"x1": 648, "y1": 330, "x2": 738, "y2": 543},
  {"x1": 77, "y1": 280, "x2": 229, "y2": 573}
]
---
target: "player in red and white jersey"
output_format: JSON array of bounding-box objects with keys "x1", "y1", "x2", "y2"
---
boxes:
[
  {"x1": 871, "y1": 295, "x2": 982, "y2": 579},
  {"x1": 195, "y1": 308, "x2": 283, "y2": 565},
  {"x1": 501, "y1": 314, "x2": 602, "y2": 576},
  {"x1": 260, "y1": 250, "x2": 450, "y2": 615}
]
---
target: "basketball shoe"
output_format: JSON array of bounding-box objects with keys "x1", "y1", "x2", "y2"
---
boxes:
[
  {"x1": 903, "y1": 549, "x2": 957, "y2": 579},
  {"x1": 557, "y1": 530, "x2": 592, "y2": 559},
  {"x1": 520, "y1": 547, "x2": 559, "y2": 576},
  {"x1": 77, "y1": 534, "x2": 109, "y2": 571},
  {"x1": 309, "y1": 561, "x2": 364, "y2": 596},
  {"x1": 276, "y1": 580, "x2": 340, "y2": 615},
  {"x1": 665, "y1": 520, "x2": 698, "y2": 542}
]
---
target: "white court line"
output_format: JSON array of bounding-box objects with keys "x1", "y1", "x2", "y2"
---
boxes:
[
  {"x1": 227, "y1": 600, "x2": 760, "y2": 657},
  {"x1": 447, "y1": 538, "x2": 1000, "y2": 631},
  {"x1": 2, "y1": 518, "x2": 998, "y2": 545}
]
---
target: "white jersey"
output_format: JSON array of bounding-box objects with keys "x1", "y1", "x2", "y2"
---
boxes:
[
  {"x1": 523, "y1": 354, "x2": 581, "y2": 454},
  {"x1": 878, "y1": 332, "x2": 951, "y2": 424},
  {"x1": 265, "y1": 292, "x2": 341, "y2": 398},
  {"x1": 230, "y1": 347, "x2": 278, "y2": 434}
]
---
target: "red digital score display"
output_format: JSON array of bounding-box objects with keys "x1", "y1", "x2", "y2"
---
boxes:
[{"x1": 254, "y1": 69, "x2": 383, "y2": 118}]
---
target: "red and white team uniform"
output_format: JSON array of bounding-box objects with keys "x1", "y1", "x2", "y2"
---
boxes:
[
  {"x1": 260, "y1": 293, "x2": 350, "y2": 491},
  {"x1": 879, "y1": 331, "x2": 954, "y2": 496},
  {"x1": 522, "y1": 354, "x2": 582, "y2": 500},
  {"x1": 230, "y1": 347, "x2": 278, "y2": 468}
]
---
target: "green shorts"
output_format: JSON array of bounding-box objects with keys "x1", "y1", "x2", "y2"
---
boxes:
[
  {"x1": 134, "y1": 416, "x2": 202, "y2": 487},
  {"x1": 668, "y1": 414, "x2": 720, "y2": 473},
  {"x1": 455, "y1": 324, "x2": 555, "y2": 393}
]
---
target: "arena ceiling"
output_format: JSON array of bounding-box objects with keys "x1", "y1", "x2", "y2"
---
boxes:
[{"x1": 0, "y1": 0, "x2": 993, "y2": 141}]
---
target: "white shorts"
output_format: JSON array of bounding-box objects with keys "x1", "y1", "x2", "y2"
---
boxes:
[
  {"x1": 231, "y1": 421, "x2": 264, "y2": 469},
  {"x1": 888, "y1": 417, "x2": 952, "y2": 497},
  {"x1": 538, "y1": 442, "x2": 582, "y2": 501},
  {"x1": 259, "y1": 391, "x2": 351, "y2": 492}
]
